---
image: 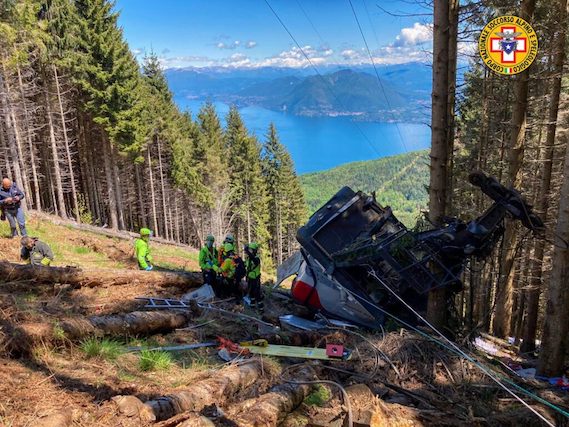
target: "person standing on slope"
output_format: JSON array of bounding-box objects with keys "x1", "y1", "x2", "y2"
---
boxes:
[
  {"x1": 217, "y1": 233, "x2": 235, "y2": 266},
  {"x1": 244, "y1": 242, "x2": 263, "y2": 308},
  {"x1": 199, "y1": 234, "x2": 219, "y2": 289},
  {"x1": 135, "y1": 228, "x2": 154, "y2": 270},
  {"x1": 218, "y1": 242, "x2": 245, "y2": 298},
  {"x1": 0, "y1": 177, "x2": 27, "y2": 238}
]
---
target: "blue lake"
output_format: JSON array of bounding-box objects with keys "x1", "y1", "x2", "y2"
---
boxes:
[{"x1": 176, "y1": 97, "x2": 431, "y2": 174}]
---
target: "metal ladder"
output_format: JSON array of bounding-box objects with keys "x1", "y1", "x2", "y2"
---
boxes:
[{"x1": 136, "y1": 296, "x2": 191, "y2": 309}]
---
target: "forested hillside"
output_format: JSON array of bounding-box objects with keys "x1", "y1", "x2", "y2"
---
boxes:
[
  {"x1": 0, "y1": 0, "x2": 306, "y2": 268},
  {"x1": 301, "y1": 150, "x2": 429, "y2": 226},
  {"x1": 428, "y1": 0, "x2": 569, "y2": 378}
]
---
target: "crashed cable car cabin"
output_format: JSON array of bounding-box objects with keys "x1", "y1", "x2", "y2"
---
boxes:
[{"x1": 281, "y1": 171, "x2": 544, "y2": 329}]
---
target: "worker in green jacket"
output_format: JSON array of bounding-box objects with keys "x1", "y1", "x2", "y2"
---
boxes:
[
  {"x1": 20, "y1": 236, "x2": 54, "y2": 266},
  {"x1": 218, "y1": 242, "x2": 245, "y2": 298},
  {"x1": 244, "y1": 242, "x2": 262, "y2": 308},
  {"x1": 199, "y1": 234, "x2": 219, "y2": 289},
  {"x1": 135, "y1": 228, "x2": 153, "y2": 270}
]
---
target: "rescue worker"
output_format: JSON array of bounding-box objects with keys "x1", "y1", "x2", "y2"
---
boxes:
[
  {"x1": 0, "y1": 178, "x2": 26, "y2": 238},
  {"x1": 135, "y1": 228, "x2": 154, "y2": 270},
  {"x1": 244, "y1": 242, "x2": 262, "y2": 308},
  {"x1": 20, "y1": 236, "x2": 54, "y2": 266},
  {"x1": 217, "y1": 233, "x2": 235, "y2": 265},
  {"x1": 199, "y1": 234, "x2": 219, "y2": 289},
  {"x1": 218, "y1": 242, "x2": 245, "y2": 298}
]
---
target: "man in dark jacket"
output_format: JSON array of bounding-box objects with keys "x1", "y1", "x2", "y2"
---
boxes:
[
  {"x1": 21, "y1": 236, "x2": 54, "y2": 266},
  {"x1": 0, "y1": 178, "x2": 26, "y2": 238}
]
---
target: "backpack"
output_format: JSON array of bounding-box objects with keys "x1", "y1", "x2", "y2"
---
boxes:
[{"x1": 233, "y1": 256, "x2": 246, "y2": 282}]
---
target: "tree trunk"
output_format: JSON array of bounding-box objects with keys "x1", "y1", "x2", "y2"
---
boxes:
[
  {"x1": 44, "y1": 85, "x2": 68, "y2": 218},
  {"x1": 147, "y1": 145, "x2": 159, "y2": 235},
  {"x1": 0, "y1": 70, "x2": 25, "y2": 194},
  {"x1": 537, "y1": 135, "x2": 569, "y2": 376},
  {"x1": 111, "y1": 151, "x2": 125, "y2": 230},
  {"x1": 225, "y1": 371, "x2": 314, "y2": 427},
  {"x1": 0, "y1": 261, "x2": 202, "y2": 289},
  {"x1": 157, "y1": 138, "x2": 170, "y2": 240},
  {"x1": 4, "y1": 310, "x2": 195, "y2": 355},
  {"x1": 141, "y1": 361, "x2": 263, "y2": 421},
  {"x1": 427, "y1": 0, "x2": 456, "y2": 328},
  {"x1": 102, "y1": 134, "x2": 118, "y2": 228},
  {"x1": 134, "y1": 161, "x2": 147, "y2": 229},
  {"x1": 53, "y1": 65, "x2": 80, "y2": 222},
  {"x1": 16, "y1": 64, "x2": 41, "y2": 210},
  {"x1": 493, "y1": 0, "x2": 537, "y2": 338},
  {"x1": 524, "y1": 0, "x2": 568, "y2": 356}
]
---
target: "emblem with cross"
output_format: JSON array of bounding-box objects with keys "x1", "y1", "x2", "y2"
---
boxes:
[{"x1": 490, "y1": 26, "x2": 527, "y2": 63}]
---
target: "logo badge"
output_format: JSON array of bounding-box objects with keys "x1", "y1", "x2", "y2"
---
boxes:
[{"x1": 478, "y1": 15, "x2": 538, "y2": 75}]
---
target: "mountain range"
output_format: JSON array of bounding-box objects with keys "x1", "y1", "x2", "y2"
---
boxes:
[{"x1": 165, "y1": 63, "x2": 432, "y2": 122}]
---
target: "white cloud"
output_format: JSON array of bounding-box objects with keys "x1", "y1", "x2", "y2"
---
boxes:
[
  {"x1": 340, "y1": 49, "x2": 361, "y2": 60},
  {"x1": 132, "y1": 48, "x2": 144, "y2": 56},
  {"x1": 158, "y1": 55, "x2": 214, "y2": 68},
  {"x1": 393, "y1": 22, "x2": 433, "y2": 47},
  {"x1": 217, "y1": 40, "x2": 241, "y2": 50},
  {"x1": 245, "y1": 40, "x2": 257, "y2": 49},
  {"x1": 252, "y1": 45, "x2": 330, "y2": 68},
  {"x1": 224, "y1": 53, "x2": 251, "y2": 67}
]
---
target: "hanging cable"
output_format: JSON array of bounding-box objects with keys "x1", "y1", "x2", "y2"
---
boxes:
[
  {"x1": 263, "y1": 0, "x2": 385, "y2": 160},
  {"x1": 347, "y1": 0, "x2": 409, "y2": 152}
]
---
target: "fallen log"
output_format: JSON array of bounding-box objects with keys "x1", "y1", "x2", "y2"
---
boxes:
[
  {"x1": 0, "y1": 261, "x2": 202, "y2": 289},
  {"x1": 4, "y1": 309, "x2": 196, "y2": 354},
  {"x1": 224, "y1": 367, "x2": 315, "y2": 427},
  {"x1": 116, "y1": 360, "x2": 263, "y2": 421}
]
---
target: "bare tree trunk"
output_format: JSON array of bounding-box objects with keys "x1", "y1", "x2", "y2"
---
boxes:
[
  {"x1": 147, "y1": 145, "x2": 159, "y2": 235},
  {"x1": 134, "y1": 162, "x2": 146, "y2": 228},
  {"x1": 102, "y1": 134, "x2": 118, "y2": 229},
  {"x1": 0, "y1": 70, "x2": 25, "y2": 195},
  {"x1": 493, "y1": 0, "x2": 537, "y2": 338},
  {"x1": 111, "y1": 152, "x2": 125, "y2": 230},
  {"x1": 53, "y1": 65, "x2": 80, "y2": 222},
  {"x1": 16, "y1": 64, "x2": 41, "y2": 210},
  {"x1": 427, "y1": 0, "x2": 457, "y2": 328},
  {"x1": 44, "y1": 86, "x2": 68, "y2": 218},
  {"x1": 157, "y1": 138, "x2": 170, "y2": 240},
  {"x1": 537, "y1": 135, "x2": 569, "y2": 376},
  {"x1": 522, "y1": 0, "x2": 568, "y2": 353}
]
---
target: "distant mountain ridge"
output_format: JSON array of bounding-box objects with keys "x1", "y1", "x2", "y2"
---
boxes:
[
  {"x1": 300, "y1": 150, "x2": 429, "y2": 226},
  {"x1": 165, "y1": 63, "x2": 432, "y2": 122}
]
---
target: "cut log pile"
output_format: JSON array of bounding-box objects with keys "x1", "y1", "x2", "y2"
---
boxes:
[
  {"x1": 0, "y1": 261, "x2": 202, "y2": 288},
  {"x1": 224, "y1": 366, "x2": 315, "y2": 427}
]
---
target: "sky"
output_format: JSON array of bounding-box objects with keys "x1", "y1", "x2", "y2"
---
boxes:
[{"x1": 114, "y1": 0, "x2": 436, "y2": 69}]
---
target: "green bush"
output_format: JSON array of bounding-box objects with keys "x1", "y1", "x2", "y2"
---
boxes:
[{"x1": 139, "y1": 350, "x2": 172, "y2": 372}]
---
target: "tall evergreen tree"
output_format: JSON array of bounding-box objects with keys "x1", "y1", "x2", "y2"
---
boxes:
[{"x1": 262, "y1": 123, "x2": 306, "y2": 265}]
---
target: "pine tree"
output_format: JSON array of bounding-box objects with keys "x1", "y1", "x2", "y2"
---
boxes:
[
  {"x1": 225, "y1": 106, "x2": 271, "y2": 252},
  {"x1": 74, "y1": 0, "x2": 146, "y2": 229},
  {"x1": 262, "y1": 123, "x2": 306, "y2": 265}
]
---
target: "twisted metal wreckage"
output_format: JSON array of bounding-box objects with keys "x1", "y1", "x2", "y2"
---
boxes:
[{"x1": 279, "y1": 171, "x2": 544, "y2": 328}]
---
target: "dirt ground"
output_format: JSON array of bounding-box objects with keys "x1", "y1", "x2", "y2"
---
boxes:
[{"x1": 0, "y1": 215, "x2": 567, "y2": 427}]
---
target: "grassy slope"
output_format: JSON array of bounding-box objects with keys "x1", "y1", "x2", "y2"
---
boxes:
[
  {"x1": 0, "y1": 212, "x2": 199, "y2": 271},
  {"x1": 300, "y1": 150, "x2": 429, "y2": 227}
]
